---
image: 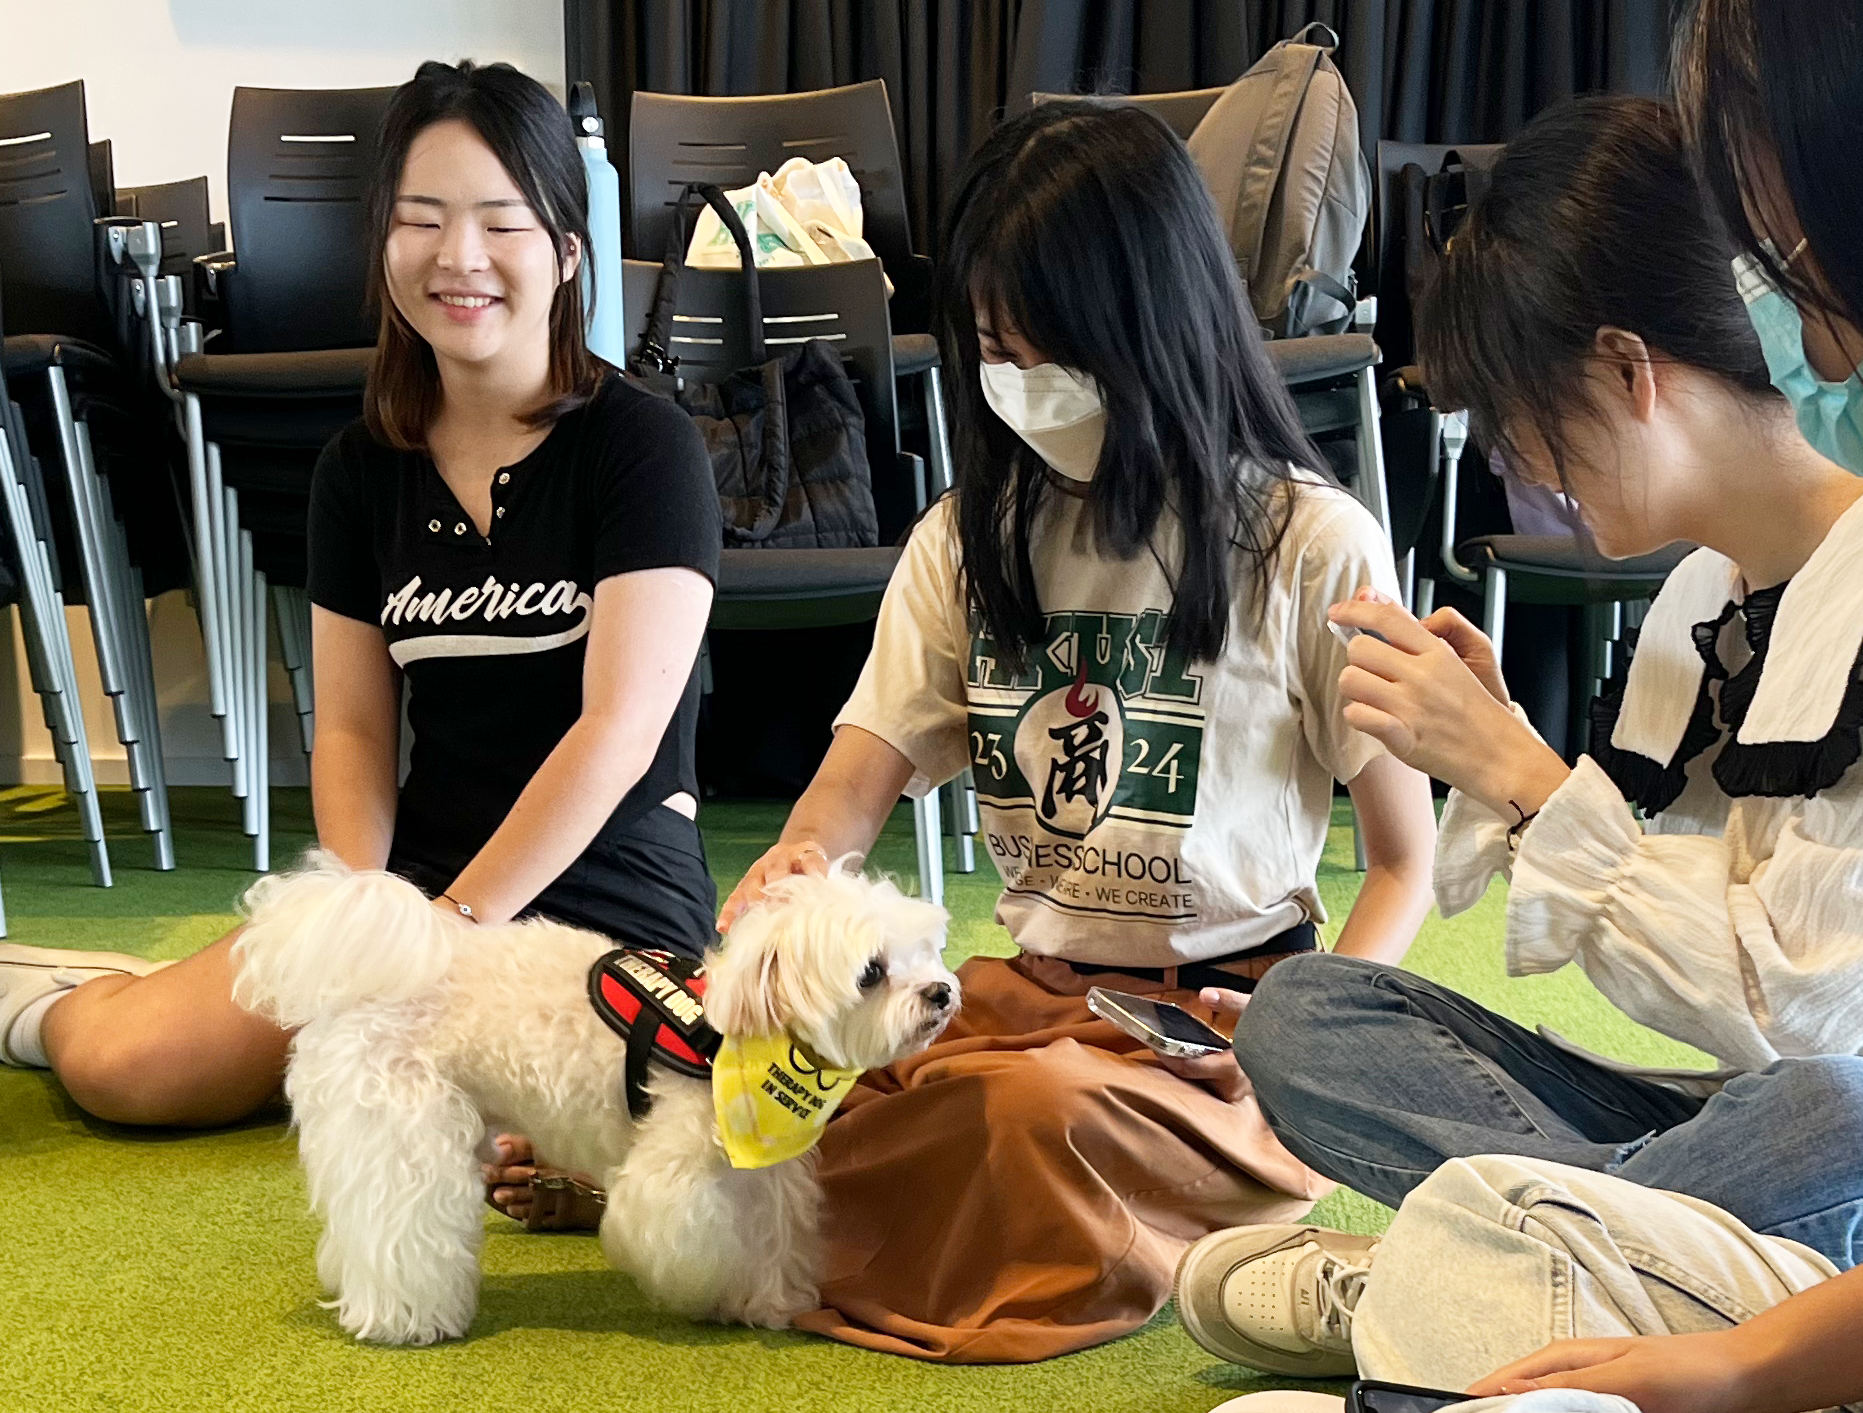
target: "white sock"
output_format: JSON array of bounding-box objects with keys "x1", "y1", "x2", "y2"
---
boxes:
[{"x1": 7, "y1": 987, "x2": 69, "y2": 1068}]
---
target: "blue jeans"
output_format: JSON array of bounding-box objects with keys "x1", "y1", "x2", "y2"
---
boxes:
[{"x1": 1234, "y1": 953, "x2": 1863, "y2": 1270}]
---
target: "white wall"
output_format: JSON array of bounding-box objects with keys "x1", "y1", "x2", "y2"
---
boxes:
[
  {"x1": 0, "y1": 0, "x2": 564, "y2": 786},
  {"x1": 0, "y1": 0, "x2": 566, "y2": 222}
]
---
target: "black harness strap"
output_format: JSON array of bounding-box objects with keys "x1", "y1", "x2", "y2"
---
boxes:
[{"x1": 588, "y1": 948, "x2": 721, "y2": 1121}]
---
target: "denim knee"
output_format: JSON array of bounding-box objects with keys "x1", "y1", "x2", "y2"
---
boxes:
[
  {"x1": 1234, "y1": 952, "x2": 1393, "y2": 1108},
  {"x1": 1752, "y1": 1055, "x2": 1863, "y2": 1148}
]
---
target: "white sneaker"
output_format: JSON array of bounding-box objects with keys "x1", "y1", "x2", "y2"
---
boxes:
[
  {"x1": 0, "y1": 945, "x2": 170, "y2": 1066},
  {"x1": 1175, "y1": 1223, "x2": 1378, "y2": 1377}
]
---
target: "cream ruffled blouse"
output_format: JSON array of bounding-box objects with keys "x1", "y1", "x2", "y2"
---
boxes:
[{"x1": 1436, "y1": 495, "x2": 1863, "y2": 1074}]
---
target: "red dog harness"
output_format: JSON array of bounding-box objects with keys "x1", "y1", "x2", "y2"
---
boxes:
[{"x1": 587, "y1": 948, "x2": 721, "y2": 1120}]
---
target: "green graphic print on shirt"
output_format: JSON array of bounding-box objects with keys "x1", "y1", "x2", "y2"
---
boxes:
[{"x1": 966, "y1": 608, "x2": 1205, "y2": 926}]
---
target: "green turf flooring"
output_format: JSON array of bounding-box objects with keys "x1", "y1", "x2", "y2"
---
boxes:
[{"x1": 0, "y1": 788, "x2": 1705, "y2": 1413}]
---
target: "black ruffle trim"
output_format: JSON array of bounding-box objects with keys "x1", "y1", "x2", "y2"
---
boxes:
[
  {"x1": 1713, "y1": 584, "x2": 1863, "y2": 798},
  {"x1": 1590, "y1": 602, "x2": 1734, "y2": 814},
  {"x1": 1590, "y1": 584, "x2": 1863, "y2": 807}
]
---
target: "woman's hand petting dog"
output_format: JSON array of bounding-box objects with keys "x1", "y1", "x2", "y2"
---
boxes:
[
  {"x1": 717, "y1": 839, "x2": 834, "y2": 932},
  {"x1": 1156, "y1": 988, "x2": 1252, "y2": 1104}
]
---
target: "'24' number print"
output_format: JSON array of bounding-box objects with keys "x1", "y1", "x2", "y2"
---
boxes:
[{"x1": 969, "y1": 732, "x2": 1183, "y2": 792}]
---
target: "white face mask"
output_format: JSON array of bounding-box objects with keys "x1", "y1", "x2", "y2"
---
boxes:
[{"x1": 977, "y1": 359, "x2": 1106, "y2": 481}]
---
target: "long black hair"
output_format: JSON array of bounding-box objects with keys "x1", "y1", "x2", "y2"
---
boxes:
[
  {"x1": 1417, "y1": 94, "x2": 1780, "y2": 484},
  {"x1": 1675, "y1": 0, "x2": 1863, "y2": 330},
  {"x1": 936, "y1": 100, "x2": 1324, "y2": 671},
  {"x1": 365, "y1": 59, "x2": 602, "y2": 450}
]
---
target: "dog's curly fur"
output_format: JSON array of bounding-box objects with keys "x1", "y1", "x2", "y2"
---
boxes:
[{"x1": 232, "y1": 852, "x2": 957, "y2": 1345}]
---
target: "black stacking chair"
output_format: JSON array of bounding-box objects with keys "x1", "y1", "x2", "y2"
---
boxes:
[
  {"x1": 0, "y1": 80, "x2": 178, "y2": 880},
  {"x1": 172, "y1": 84, "x2": 392, "y2": 870},
  {"x1": 628, "y1": 80, "x2": 978, "y2": 875},
  {"x1": 627, "y1": 81, "x2": 950, "y2": 488},
  {"x1": 619, "y1": 255, "x2": 965, "y2": 897},
  {"x1": 1029, "y1": 86, "x2": 1227, "y2": 141},
  {"x1": 118, "y1": 177, "x2": 216, "y2": 313}
]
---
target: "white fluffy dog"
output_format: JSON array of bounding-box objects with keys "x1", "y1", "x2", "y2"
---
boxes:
[{"x1": 232, "y1": 852, "x2": 957, "y2": 1345}]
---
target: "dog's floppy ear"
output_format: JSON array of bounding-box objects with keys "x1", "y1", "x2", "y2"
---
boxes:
[{"x1": 703, "y1": 906, "x2": 790, "y2": 1037}]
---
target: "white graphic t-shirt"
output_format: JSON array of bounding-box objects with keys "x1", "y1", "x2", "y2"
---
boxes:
[{"x1": 836, "y1": 471, "x2": 1397, "y2": 966}]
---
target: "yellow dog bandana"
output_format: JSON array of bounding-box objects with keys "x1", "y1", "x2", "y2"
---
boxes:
[{"x1": 711, "y1": 1032, "x2": 862, "y2": 1170}]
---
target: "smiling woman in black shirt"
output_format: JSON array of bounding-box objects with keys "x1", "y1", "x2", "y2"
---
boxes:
[{"x1": 0, "y1": 61, "x2": 720, "y2": 1133}]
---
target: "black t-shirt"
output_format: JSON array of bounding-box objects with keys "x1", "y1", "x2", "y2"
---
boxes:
[{"x1": 307, "y1": 373, "x2": 722, "y2": 893}]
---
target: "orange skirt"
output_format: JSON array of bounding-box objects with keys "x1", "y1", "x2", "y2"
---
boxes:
[{"x1": 792, "y1": 950, "x2": 1330, "y2": 1362}]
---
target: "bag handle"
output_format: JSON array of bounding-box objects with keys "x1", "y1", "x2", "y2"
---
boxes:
[{"x1": 636, "y1": 182, "x2": 766, "y2": 374}]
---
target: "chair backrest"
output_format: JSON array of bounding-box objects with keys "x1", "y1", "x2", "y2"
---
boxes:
[
  {"x1": 119, "y1": 177, "x2": 215, "y2": 278},
  {"x1": 1029, "y1": 87, "x2": 1227, "y2": 142},
  {"x1": 628, "y1": 81, "x2": 913, "y2": 274},
  {"x1": 224, "y1": 85, "x2": 395, "y2": 353},
  {"x1": 621, "y1": 255, "x2": 916, "y2": 540},
  {"x1": 87, "y1": 140, "x2": 117, "y2": 218},
  {"x1": 0, "y1": 81, "x2": 109, "y2": 344}
]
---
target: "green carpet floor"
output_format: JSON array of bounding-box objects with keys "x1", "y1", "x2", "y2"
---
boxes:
[{"x1": 0, "y1": 788, "x2": 1704, "y2": 1413}]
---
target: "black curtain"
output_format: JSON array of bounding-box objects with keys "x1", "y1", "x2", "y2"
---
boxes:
[{"x1": 565, "y1": 0, "x2": 1676, "y2": 256}]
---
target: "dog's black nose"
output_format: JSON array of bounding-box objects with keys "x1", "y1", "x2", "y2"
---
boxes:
[{"x1": 924, "y1": 982, "x2": 953, "y2": 1010}]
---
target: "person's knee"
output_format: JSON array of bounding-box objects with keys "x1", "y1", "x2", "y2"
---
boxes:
[
  {"x1": 53, "y1": 1026, "x2": 186, "y2": 1125},
  {"x1": 976, "y1": 1043, "x2": 1110, "y2": 1142},
  {"x1": 1757, "y1": 1056, "x2": 1863, "y2": 1146},
  {"x1": 1233, "y1": 952, "x2": 1384, "y2": 1098},
  {"x1": 54, "y1": 1014, "x2": 278, "y2": 1128}
]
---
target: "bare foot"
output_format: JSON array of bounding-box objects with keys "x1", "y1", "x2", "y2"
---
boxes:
[{"x1": 481, "y1": 1133, "x2": 605, "y2": 1231}]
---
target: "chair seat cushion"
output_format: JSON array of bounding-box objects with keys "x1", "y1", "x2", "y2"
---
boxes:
[
  {"x1": 1458, "y1": 535, "x2": 1691, "y2": 580},
  {"x1": 711, "y1": 546, "x2": 901, "y2": 631},
  {"x1": 892, "y1": 333, "x2": 940, "y2": 377},
  {"x1": 717, "y1": 546, "x2": 900, "y2": 599},
  {"x1": 2, "y1": 335, "x2": 117, "y2": 380},
  {"x1": 1265, "y1": 333, "x2": 1378, "y2": 387},
  {"x1": 175, "y1": 346, "x2": 374, "y2": 396}
]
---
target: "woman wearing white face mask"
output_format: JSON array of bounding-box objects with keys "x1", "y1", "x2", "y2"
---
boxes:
[{"x1": 713, "y1": 101, "x2": 1437, "y2": 1363}]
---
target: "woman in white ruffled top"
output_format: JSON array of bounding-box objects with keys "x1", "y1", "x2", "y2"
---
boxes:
[{"x1": 1169, "y1": 64, "x2": 1863, "y2": 1411}]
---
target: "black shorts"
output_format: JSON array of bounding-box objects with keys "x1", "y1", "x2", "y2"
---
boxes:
[{"x1": 388, "y1": 805, "x2": 718, "y2": 958}]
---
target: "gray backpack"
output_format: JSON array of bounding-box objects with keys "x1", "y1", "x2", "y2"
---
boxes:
[{"x1": 1187, "y1": 23, "x2": 1371, "y2": 339}]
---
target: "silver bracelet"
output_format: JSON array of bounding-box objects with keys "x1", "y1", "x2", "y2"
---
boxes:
[{"x1": 438, "y1": 892, "x2": 478, "y2": 922}]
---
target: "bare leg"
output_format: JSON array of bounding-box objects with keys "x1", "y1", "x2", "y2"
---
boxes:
[{"x1": 41, "y1": 928, "x2": 290, "y2": 1127}]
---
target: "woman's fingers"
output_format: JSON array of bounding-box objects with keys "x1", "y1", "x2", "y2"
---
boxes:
[
  {"x1": 718, "y1": 844, "x2": 832, "y2": 933},
  {"x1": 1341, "y1": 699, "x2": 1415, "y2": 756},
  {"x1": 1198, "y1": 986, "x2": 1251, "y2": 1021},
  {"x1": 1466, "y1": 1340, "x2": 1633, "y2": 1395},
  {"x1": 1329, "y1": 599, "x2": 1443, "y2": 658}
]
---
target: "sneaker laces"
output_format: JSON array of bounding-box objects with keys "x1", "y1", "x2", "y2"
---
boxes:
[{"x1": 1309, "y1": 1242, "x2": 1376, "y2": 1345}]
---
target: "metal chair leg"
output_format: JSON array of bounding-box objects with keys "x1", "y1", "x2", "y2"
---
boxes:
[
  {"x1": 912, "y1": 788, "x2": 945, "y2": 906},
  {"x1": 922, "y1": 366, "x2": 955, "y2": 499},
  {"x1": 252, "y1": 562, "x2": 270, "y2": 873},
  {"x1": 943, "y1": 771, "x2": 979, "y2": 874},
  {"x1": 182, "y1": 396, "x2": 232, "y2": 739},
  {"x1": 1353, "y1": 801, "x2": 1368, "y2": 872},
  {"x1": 1483, "y1": 565, "x2": 1508, "y2": 660},
  {"x1": 1353, "y1": 366, "x2": 1393, "y2": 540},
  {"x1": 208, "y1": 443, "x2": 245, "y2": 794},
  {"x1": 274, "y1": 584, "x2": 314, "y2": 756}
]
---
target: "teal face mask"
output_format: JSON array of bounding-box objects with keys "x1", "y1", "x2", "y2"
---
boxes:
[{"x1": 1735, "y1": 250, "x2": 1863, "y2": 475}]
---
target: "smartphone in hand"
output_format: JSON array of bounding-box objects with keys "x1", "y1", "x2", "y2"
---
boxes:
[
  {"x1": 1086, "y1": 987, "x2": 1230, "y2": 1058},
  {"x1": 1347, "y1": 1380, "x2": 1470, "y2": 1413}
]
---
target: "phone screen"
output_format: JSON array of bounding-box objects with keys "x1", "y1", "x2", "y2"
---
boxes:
[
  {"x1": 1351, "y1": 1383, "x2": 1467, "y2": 1413},
  {"x1": 1090, "y1": 990, "x2": 1229, "y2": 1051}
]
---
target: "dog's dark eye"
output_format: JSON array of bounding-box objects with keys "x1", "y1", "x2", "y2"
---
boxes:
[{"x1": 857, "y1": 958, "x2": 886, "y2": 990}]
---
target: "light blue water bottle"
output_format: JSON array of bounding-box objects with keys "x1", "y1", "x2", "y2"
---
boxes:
[{"x1": 571, "y1": 82, "x2": 626, "y2": 366}]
